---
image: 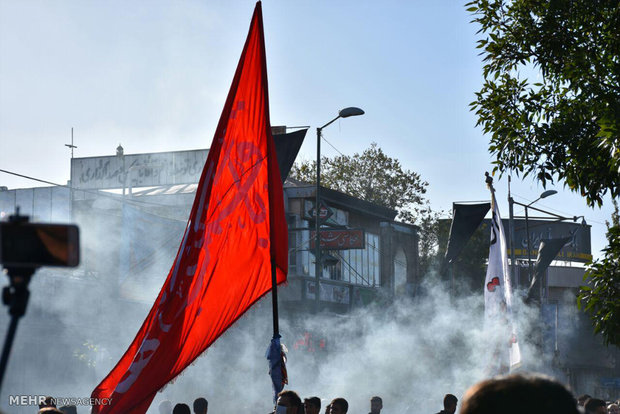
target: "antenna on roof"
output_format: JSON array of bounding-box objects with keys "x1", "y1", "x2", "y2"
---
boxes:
[{"x1": 65, "y1": 127, "x2": 77, "y2": 158}]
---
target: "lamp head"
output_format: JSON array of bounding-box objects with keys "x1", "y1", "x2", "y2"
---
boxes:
[
  {"x1": 574, "y1": 216, "x2": 587, "y2": 226},
  {"x1": 540, "y1": 190, "x2": 557, "y2": 199},
  {"x1": 338, "y1": 107, "x2": 365, "y2": 118}
]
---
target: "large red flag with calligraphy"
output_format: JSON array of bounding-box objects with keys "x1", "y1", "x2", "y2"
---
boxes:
[{"x1": 91, "y1": 3, "x2": 287, "y2": 412}]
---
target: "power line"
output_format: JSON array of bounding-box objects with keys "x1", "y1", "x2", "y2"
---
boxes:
[
  {"x1": 319, "y1": 131, "x2": 346, "y2": 157},
  {"x1": 4, "y1": 168, "x2": 413, "y2": 284},
  {"x1": 0, "y1": 168, "x2": 180, "y2": 209},
  {"x1": 0, "y1": 169, "x2": 64, "y2": 188}
]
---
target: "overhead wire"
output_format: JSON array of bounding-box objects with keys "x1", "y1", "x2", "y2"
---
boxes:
[
  {"x1": 3, "y1": 166, "x2": 419, "y2": 288},
  {"x1": 0, "y1": 168, "x2": 191, "y2": 209}
]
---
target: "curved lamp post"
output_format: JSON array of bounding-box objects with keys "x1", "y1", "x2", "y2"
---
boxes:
[
  {"x1": 315, "y1": 107, "x2": 364, "y2": 313},
  {"x1": 524, "y1": 190, "x2": 557, "y2": 283}
]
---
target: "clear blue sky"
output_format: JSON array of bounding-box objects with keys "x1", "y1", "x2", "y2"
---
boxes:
[{"x1": 0, "y1": 0, "x2": 615, "y2": 257}]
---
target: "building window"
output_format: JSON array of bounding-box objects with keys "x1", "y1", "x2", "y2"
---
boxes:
[
  {"x1": 296, "y1": 222, "x2": 380, "y2": 286},
  {"x1": 337, "y1": 232, "x2": 380, "y2": 286}
]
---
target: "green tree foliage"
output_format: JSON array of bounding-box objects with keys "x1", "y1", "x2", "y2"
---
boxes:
[
  {"x1": 467, "y1": 0, "x2": 620, "y2": 207},
  {"x1": 291, "y1": 143, "x2": 429, "y2": 223},
  {"x1": 290, "y1": 143, "x2": 442, "y2": 275},
  {"x1": 578, "y1": 200, "x2": 620, "y2": 346},
  {"x1": 468, "y1": 0, "x2": 620, "y2": 345},
  {"x1": 416, "y1": 206, "x2": 444, "y2": 277}
]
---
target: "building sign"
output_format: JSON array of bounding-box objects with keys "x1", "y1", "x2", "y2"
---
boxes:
[
  {"x1": 303, "y1": 199, "x2": 347, "y2": 226},
  {"x1": 306, "y1": 201, "x2": 334, "y2": 222},
  {"x1": 310, "y1": 229, "x2": 365, "y2": 250},
  {"x1": 484, "y1": 219, "x2": 592, "y2": 263},
  {"x1": 71, "y1": 149, "x2": 208, "y2": 190}
]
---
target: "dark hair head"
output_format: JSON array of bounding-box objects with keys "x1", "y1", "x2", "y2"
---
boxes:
[
  {"x1": 444, "y1": 394, "x2": 458, "y2": 409},
  {"x1": 193, "y1": 397, "x2": 208, "y2": 413},
  {"x1": 330, "y1": 398, "x2": 349, "y2": 413},
  {"x1": 304, "y1": 397, "x2": 321, "y2": 409},
  {"x1": 278, "y1": 390, "x2": 303, "y2": 410},
  {"x1": 584, "y1": 398, "x2": 606, "y2": 413},
  {"x1": 370, "y1": 396, "x2": 383, "y2": 404},
  {"x1": 460, "y1": 373, "x2": 578, "y2": 414},
  {"x1": 173, "y1": 403, "x2": 191, "y2": 414},
  {"x1": 39, "y1": 396, "x2": 56, "y2": 409}
]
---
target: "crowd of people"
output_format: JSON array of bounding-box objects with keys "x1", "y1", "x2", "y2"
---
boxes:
[
  {"x1": 269, "y1": 374, "x2": 619, "y2": 414},
  {"x1": 30, "y1": 373, "x2": 620, "y2": 414}
]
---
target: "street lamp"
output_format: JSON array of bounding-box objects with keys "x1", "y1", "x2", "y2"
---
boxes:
[
  {"x1": 509, "y1": 188, "x2": 557, "y2": 289},
  {"x1": 508, "y1": 189, "x2": 589, "y2": 300},
  {"x1": 315, "y1": 107, "x2": 364, "y2": 312},
  {"x1": 524, "y1": 190, "x2": 557, "y2": 284}
]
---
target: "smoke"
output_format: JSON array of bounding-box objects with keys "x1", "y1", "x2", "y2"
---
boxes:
[
  {"x1": 134, "y1": 272, "x2": 555, "y2": 414},
  {"x1": 0, "y1": 213, "x2": 590, "y2": 414}
]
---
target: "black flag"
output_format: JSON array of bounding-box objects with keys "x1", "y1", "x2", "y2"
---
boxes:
[
  {"x1": 525, "y1": 236, "x2": 571, "y2": 303},
  {"x1": 273, "y1": 128, "x2": 308, "y2": 183},
  {"x1": 442, "y1": 202, "x2": 491, "y2": 271}
]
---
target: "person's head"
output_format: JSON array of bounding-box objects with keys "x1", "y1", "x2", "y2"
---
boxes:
[
  {"x1": 607, "y1": 403, "x2": 620, "y2": 414},
  {"x1": 173, "y1": 403, "x2": 192, "y2": 414},
  {"x1": 460, "y1": 373, "x2": 578, "y2": 414},
  {"x1": 39, "y1": 396, "x2": 56, "y2": 409},
  {"x1": 329, "y1": 398, "x2": 348, "y2": 414},
  {"x1": 443, "y1": 394, "x2": 458, "y2": 414},
  {"x1": 304, "y1": 397, "x2": 321, "y2": 414},
  {"x1": 370, "y1": 396, "x2": 383, "y2": 414},
  {"x1": 584, "y1": 398, "x2": 607, "y2": 414},
  {"x1": 578, "y1": 395, "x2": 593, "y2": 407},
  {"x1": 193, "y1": 397, "x2": 208, "y2": 414},
  {"x1": 159, "y1": 400, "x2": 173, "y2": 414},
  {"x1": 277, "y1": 390, "x2": 302, "y2": 414}
]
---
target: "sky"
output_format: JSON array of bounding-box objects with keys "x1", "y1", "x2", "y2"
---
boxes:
[{"x1": 0, "y1": 0, "x2": 615, "y2": 258}]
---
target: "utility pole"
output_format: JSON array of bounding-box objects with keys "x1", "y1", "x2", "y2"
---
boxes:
[{"x1": 65, "y1": 127, "x2": 77, "y2": 220}]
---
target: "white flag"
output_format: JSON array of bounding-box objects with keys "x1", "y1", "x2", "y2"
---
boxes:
[{"x1": 484, "y1": 190, "x2": 521, "y2": 372}]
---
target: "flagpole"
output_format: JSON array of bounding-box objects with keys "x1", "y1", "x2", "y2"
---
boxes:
[
  {"x1": 508, "y1": 176, "x2": 518, "y2": 290},
  {"x1": 485, "y1": 172, "x2": 495, "y2": 197},
  {"x1": 270, "y1": 260, "x2": 279, "y2": 337}
]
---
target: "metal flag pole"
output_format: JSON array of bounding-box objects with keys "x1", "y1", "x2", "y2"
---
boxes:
[{"x1": 270, "y1": 260, "x2": 279, "y2": 338}]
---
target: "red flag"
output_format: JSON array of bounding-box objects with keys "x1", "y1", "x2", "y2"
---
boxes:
[{"x1": 91, "y1": 3, "x2": 287, "y2": 412}]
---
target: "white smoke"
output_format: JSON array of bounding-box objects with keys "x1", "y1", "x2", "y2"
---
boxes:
[{"x1": 0, "y1": 222, "x2": 587, "y2": 414}]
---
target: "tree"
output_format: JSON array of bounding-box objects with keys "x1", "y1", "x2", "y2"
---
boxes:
[
  {"x1": 291, "y1": 143, "x2": 429, "y2": 223},
  {"x1": 290, "y1": 143, "x2": 441, "y2": 275},
  {"x1": 467, "y1": 0, "x2": 619, "y2": 207},
  {"x1": 578, "y1": 200, "x2": 620, "y2": 346},
  {"x1": 468, "y1": 0, "x2": 620, "y2": 346}
]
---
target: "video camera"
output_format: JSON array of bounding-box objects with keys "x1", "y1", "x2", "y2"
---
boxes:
[
  {"x1": 0, "y1": 214, "x2": 79, "y2": 269},
  {"x1": 0, "y1": 210, "x2": 80, "y2": 392}
]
